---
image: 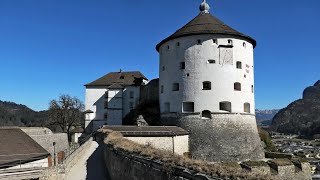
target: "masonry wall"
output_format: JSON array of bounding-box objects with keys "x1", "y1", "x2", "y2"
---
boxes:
[{"x1": 161, "y1": 113, "x2": 264, "y2": 162}]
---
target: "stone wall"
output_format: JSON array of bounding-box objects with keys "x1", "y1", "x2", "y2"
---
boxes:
[
  {"x1": 161, "y1": 113, "x2": 264, "y2": 162},
  {"x1": 140, "y1": 78, "x2": 159, "y2": 104},
  {"x1": 103, "y1": 143, "x2": 312, "y2": 180}
]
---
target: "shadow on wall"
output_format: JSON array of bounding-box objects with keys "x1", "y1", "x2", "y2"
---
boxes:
[{"x1": 86, "y1": 141, "x2": 111, "y2": 180}]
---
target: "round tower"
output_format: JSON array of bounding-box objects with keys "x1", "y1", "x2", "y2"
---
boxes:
[{"x1": 156, "y1": 1, "x2": 264, "y2": 162}]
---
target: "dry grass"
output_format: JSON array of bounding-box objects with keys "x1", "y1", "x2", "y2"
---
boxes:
[
  {"x1": 105, "y1": 131, "x2": 275, "y2": 180},
  {"x1": 269, "y1": 159, "x2": 293, "y2": 166}
]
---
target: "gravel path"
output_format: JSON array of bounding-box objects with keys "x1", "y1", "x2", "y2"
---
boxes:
[{"x1": 66, "y1": 141, "x2": 109, "y2": 180}]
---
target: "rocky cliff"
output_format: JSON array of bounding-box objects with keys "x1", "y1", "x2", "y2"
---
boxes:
[{"x1": 270, "y1": 80, "x2": 320, "y2": 137}]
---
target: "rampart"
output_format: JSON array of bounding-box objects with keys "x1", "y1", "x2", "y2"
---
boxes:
[{"x1": 102, "y1": 131, "x2": 312, "y2": 180}]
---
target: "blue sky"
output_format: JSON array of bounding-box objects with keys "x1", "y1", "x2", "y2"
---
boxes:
[{"x1": 0, "y1": 0, "x2": 319, "y2": 111}]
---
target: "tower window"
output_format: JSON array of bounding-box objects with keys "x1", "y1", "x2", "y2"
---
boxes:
[
  {"x1": 201, "y1": 110, "x2": 211, "y2": 119},
  {"x1": 219, "y1": 101, "x2": 231, "y2": 112},
  {"x1": 172, "y1": 83, "x2": 179, "y2": 91},
  {"x1": 236, "y1": 61, "x2": 242, "y2": 69},
  {"x1": 167, "y1": 45, "x2": 170, "y2": 50},
  {"x1": 186, "y1": 73, "x2": 190, "y2": 77},
  {"x1": 234, "y1": 82, "x2": 241, "y2": 91},
  {"x1": 244, "y1": 103, "x2": 250, "y2": 113},
  {"x1": 202, "y1": 81, "x2": 211, "y2": 90},
  {"x1": 243, "y1": 42, "x2": 246, "y2": 48},
  {"x1": 180, "y1": 62, "x2": 185, "y2": 69},
  {"x1": 197, "y1": 39, "x2": 201, "y2": 45},
  {"x1": 104, "y1": 101, "x2": 108, "y2": 109},
  {"x1": 161, "y1": 85, "x2": 164, "y2": 93},
  {"x1": 162, "y1": 66, "x2": 165, "y2": 71},
  {"x1": 208, "y1": 59, "x2": 216, "y2": 64},
  {"x1": 129, "y1": 91, "x2": 134, "y2": 99},
  {"x1": 251, "y1": 85, "x2": 254, "y2": 93},
  {"x1": 182, "y1": 102, "x2": 194, "y2": 112},
  {"x1": 213, "y1": 39, "x2": 217, "y2": 44},
  {"x1": 228, "y1": 39, "x2": 233, "y2": 45},
  {"x1": 177, "y1": 42, "x2": 180, "y2": 47},
  {"x1": 104, "y1": 113, "x2": 108, "y2": 120}
]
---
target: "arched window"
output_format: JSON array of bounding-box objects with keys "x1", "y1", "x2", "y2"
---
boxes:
[
  {"x1": 228, "y1": 39, "x2": 233, "y2": 45},
  {"x1": 234, "y1": 82, "x2": 241, "y2": 91},
  {"x1": 182, "y1": 102, "x2": 194, "y2": 112},
  {"x1": 219, "y1": 101, "x2": 231, "y2": 112},
  {"x1": 201, "y1": 110, "x2": 211, "y2": 119},
  {"x1": 236, "y1": 61, "x2": 242, "y2": 69},
  {"x1": 202, "y1": 81, "x2": 211, "y2": 90},
  {"x1": 244, "y1": 103, "x2": 250, "y2": 113}
]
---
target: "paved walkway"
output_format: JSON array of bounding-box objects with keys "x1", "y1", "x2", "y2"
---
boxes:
[{"x1": 66, "y1": 141, "x2": 109, "y2": 180}]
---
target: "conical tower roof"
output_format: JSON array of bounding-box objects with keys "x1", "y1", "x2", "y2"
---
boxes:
[{"x1": 156, "y1": 5, "x2": 256, "y2": 51}]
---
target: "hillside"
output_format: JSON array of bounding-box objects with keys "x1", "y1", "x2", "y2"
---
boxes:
[
  {"x1": 270, "y1": 80, "x2": 320, "y2": 137},
  {"x1": 0, "y1": 100, "x2": 48, "y2": 127},
  {"x1": 255, "y1": 109, "x2": 279, "y2": 122}
]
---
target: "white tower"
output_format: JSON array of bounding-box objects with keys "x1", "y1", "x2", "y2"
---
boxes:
[{"x1": 156, "y1": 1, "x2": 264, "y2": 162}]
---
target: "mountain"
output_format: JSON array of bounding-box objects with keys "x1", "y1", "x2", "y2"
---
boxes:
[
  {"x1": 0, "y1": 100, "x2": 49, "y2": 127},
  {"x1": 255, "y1": 109, "x2": 279, "y2": 122},
  {"x1": 270, "y1": 80, "x2": 320, "y2": 137}
]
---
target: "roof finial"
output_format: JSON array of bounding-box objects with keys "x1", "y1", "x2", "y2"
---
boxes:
[{"x1": 199, "y1": 0, "x2": 210, "y2": 13}]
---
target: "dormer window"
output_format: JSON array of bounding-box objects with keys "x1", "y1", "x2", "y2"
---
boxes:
[{"x1": 212, "y1": 39, "x2": 217, "y2": 44}]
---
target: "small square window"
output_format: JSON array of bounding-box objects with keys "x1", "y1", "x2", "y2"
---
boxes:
[
  {"x1": 104, "y1": 113, "x2": 108, "y2": 119},
  {"x1": 228, "y1": 39, "x2": 233, "y2": 45},
  {"x1": 180, "y1": 62, "x2": 185, "y2": 69},
  {"x1": 208, "y1": 60, "x2": 216, "y2": 64},
  {"x1": 186, "y1": 73, "x2": 190, "y2": 77},
  {"x1": 172, "y1": 83, "x2": 179, "y2": 91},
  {"x1": 202, "y1": 81, "x2": 211, "y2": 90},
  {"x1": 177, "y1": 42, "x2": 180, "y2": 47}
]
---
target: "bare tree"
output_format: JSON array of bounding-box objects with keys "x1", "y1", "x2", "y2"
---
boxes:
[{"x1": 49, "y1": 94, "x2": 84, "y2": 142}]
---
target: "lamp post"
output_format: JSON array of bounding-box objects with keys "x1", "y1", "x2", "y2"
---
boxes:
[{"x1": 53, "y1": 142, "x2": 56, "y2": 166}]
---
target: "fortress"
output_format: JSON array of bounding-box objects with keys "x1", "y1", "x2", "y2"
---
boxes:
[
  {"x1": 157, "y1": 0, "x2": 264, "y2": 162},
  {"x1": 85, "y1": 0, "x2": 264, "y2": 162}
]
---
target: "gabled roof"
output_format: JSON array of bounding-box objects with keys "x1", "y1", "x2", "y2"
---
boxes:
[
  {"x1": 156, "y1": 12, "x2": 256, "y2": 51},
  {"x1": 85, "y1": 71, "x2": 148, "y2": 87},
  {"x1": 0, "y1": 128, "x2": 49, "y2": 168}
]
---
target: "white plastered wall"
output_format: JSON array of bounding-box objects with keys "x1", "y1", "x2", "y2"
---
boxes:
[
  {"x1": 125, "y1": 135, "x2": 189, "y2": 155},
  {"x1": 159, "y1": 34, "x2": 255, "y2": 114}
]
